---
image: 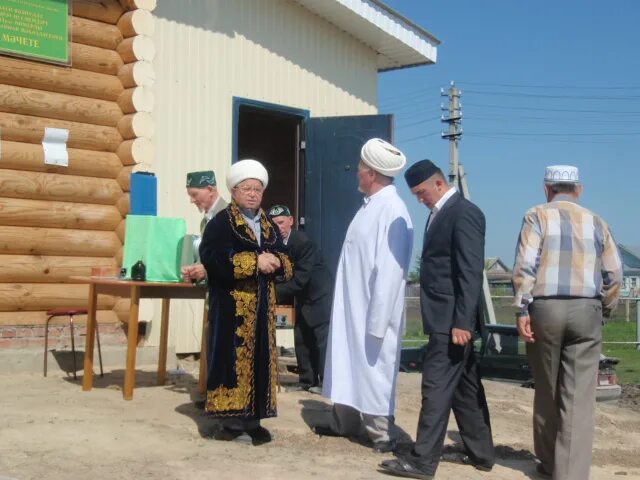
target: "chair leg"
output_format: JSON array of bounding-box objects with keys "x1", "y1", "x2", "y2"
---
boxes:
[
  {"x1": 44, "y1": 315, "x2": 53, "y2": 377},
  {"x1": 70, "y1": 315, "x2": 77, "y2": 380},
  {"x1": 95, "y1": 321, "x2": 104, "y2": 377}
]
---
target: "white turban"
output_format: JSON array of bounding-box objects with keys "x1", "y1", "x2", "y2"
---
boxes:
[
  {"x1": 226, "y1": 159, "x2": 269, "y2": 191},
  {"x1": 360, "y1": 138, "x2": 406, "y2": 177}
]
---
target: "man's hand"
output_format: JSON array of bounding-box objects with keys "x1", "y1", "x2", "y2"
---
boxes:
[
  {"x1": 181, "y1": 264, "x2": 207, "y2": 282},
  {"x1": 451, "y1": 327, "x2": 472, "y2": 346},
  {"x1": 517, "y1": 314, "x2": 535, "y2": 343},
  {"x1": 257, "y1": 253, "x2": 281, "y2": 274}
]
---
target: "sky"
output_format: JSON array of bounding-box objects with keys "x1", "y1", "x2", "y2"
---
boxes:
[{"x1": 378, "y1": 1, "x2": 640, "y2": 267}]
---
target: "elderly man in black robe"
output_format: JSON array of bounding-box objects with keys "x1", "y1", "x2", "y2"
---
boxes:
[{"x1": 200, "y1": 159, "x2": 293, "y2": 445}]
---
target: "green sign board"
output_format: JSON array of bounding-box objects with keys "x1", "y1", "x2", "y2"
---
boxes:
[{"x1": 0, "y1": 0, "x2": 70, "y2": 65}]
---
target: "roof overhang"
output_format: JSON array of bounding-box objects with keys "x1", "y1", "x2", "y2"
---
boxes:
[{"x1": 292, "y1": 0, "x2": 440, "y2": 72}]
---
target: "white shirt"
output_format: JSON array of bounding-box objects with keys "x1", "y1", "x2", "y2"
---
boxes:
[{"x1": 427, "y1": 186, "x2": 457, "y2": 230}]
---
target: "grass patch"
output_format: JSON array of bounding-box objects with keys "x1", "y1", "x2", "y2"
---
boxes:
[{"x1": 402, "y1": 298, "x2": 640, "y2": 383}]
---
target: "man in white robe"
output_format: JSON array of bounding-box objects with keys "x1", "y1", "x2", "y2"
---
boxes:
[{"x1": 317, "y1": 138, "x2": 413, "y2": 454}]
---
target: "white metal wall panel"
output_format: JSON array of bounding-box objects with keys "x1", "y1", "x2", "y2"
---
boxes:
[{"x1": 150, "y1": 0, "x2": 379, "y2": 352}]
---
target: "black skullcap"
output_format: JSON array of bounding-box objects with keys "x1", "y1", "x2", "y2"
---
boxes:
[
  {"x1": 268, "y1": 204, "x2": 291, "y2": 218},
  {"x1": 404, "y1": 159, "x2": 441, "y2": 188}
]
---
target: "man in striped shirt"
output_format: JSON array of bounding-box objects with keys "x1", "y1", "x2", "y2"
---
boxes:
[{"x1": 512, "y1": 165, "x2": 622, "y2": 480}]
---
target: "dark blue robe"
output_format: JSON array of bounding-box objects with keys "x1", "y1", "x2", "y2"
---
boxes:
[{"x1": 200, "y1": 201, "x2": 293, "y2": 420}]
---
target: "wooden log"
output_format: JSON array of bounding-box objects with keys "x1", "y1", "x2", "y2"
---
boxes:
[
  {"x1": 0, "y1": 197, "x2": 122, "y2": 231},
  {"x1": 0, "y1": 84, "x2": 122, "y2": 127},
  {"x1": 117, "y1": 9, "x2": 154, "y2": 37},
  {"x1": 0, "y1": 226, "x2": 121, "y2": 257},
  {"x1": 117, "y1": 166, "x2": 133, "y2": 191},
  {"x1": 119, "y1": 0, "x2": 157, "y2": 11},
  {"x1": 0, "y1": 56, "x2": 123, "y2": 102},
  {"x1": 0, "y1": 112, "x2": 122, "y2": 152},
  {"x1": 116, "y1": 137, "x2": 154, "y2": 165},
  {"x1": 0, "y1": 309, "x2": 119, "y2": 326},
  {"x1": 116, "y1": 219, "x2": 126, "y2": 242},
  {"x1": 1, "y1": 141, "x2": 121, "y2": 178},
  {"x1": 72, "y1": 0, "x2": 124, "y2": 24},
  {"x1": 113, "y1": 297, "x2": 129, "y2": 323},
  {"x1": 71, "y1": 16, "x2": 123, "y2": 50},
  {"x1": 117, "y1": 61, "x2": 154, "y2": 88},
  {"x1": 0, "y1": 283, "x2": 116, "y2": 311},
  {"x1": 0, "y1": 255, "x2": 118, "y2": 283},
  {"x1": 115, "y1": 246, "x2": 123, "y2": 266},
  {"x1": 117, "y1": 112, "x2": 154, "y2": 139},
  {"x1": 116, "y1": 193, "x2": 130, "y2": 216},
  {"x1": 116, "y1": 35, "x2": 155, "y2": 63},
  {"x1": 117, "y1": 87, "x2": 154, "y2": 114},
  {"x1": 72, "y1": 42, "x2": 124, "y2": 76},
  {"x1": 0, "y1": 169, "x2": 123, "y2": 205}
]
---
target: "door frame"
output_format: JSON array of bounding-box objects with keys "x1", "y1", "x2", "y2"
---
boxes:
[{"x1": 231, "y1": 97, "x2": 309, "y2": 163}]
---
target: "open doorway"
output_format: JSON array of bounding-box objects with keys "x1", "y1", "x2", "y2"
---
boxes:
[{"x1": 234, "y1": 99, "x2": 307, "y2": 225}]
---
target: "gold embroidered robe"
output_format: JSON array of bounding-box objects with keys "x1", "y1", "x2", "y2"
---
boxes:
[{"x1": 200, "y1": 202, "x2": 293, "y2": 419}]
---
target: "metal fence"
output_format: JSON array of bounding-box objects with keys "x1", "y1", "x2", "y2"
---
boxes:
[{"x1": 403, "y1": 295, "x2": 640, "y2": 349}]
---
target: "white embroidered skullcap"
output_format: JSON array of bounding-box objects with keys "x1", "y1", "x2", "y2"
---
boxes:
[
  {"x1": 226, "y1": 159, "x2": 269, "y2": 191},
  {"x1": 360, "y1": 138, "x2": 406, "y2": 177},
  {"x1": 544, "y1": 165, "x2": 579, "y2": 183}
]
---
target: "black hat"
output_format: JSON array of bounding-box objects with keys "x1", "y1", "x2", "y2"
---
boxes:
[{"x1": 404, "y1": 159, "x2": 442, "y2": 188}]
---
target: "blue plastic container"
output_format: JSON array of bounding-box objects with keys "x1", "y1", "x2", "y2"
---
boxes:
[{"x1": 130, "y1": 172, "x2": 157, "y2": 216}]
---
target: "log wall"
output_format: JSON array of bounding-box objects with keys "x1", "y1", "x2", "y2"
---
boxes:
[{"x1": 0, "y1": 0, "x2": 156, "y2": 331}]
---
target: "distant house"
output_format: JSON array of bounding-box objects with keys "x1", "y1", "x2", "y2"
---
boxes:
[
  {"x1": 618, "y1": 244, "x2": 640, "y2": 297},
  {"x1": 485, "y1": 257, "x2": 512, "y2": 295}
]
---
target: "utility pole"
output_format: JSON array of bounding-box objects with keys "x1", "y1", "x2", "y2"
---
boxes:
[
  {"x1": 441, "y1": 82, "x2": 462, "y2": 187},
  {"x1": 441, "y1": 81, "x2": 497, "y2": 325}
]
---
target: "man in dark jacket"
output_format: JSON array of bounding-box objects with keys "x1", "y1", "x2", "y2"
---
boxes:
[
  {"x1": 268, "y1": 204, "x2": 333, "y2": 393},
  {"x1": 380, "y1": 159, "x2": 494, "y2": 479}
]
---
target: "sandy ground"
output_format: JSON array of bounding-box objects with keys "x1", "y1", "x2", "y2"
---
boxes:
[{"x1": 1, "y1": 362, "x2": 639, "y2": 480}]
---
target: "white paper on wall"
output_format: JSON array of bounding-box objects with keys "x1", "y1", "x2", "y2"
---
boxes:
[{"x1": 43, "y1": 127, "x2": 70, "y2": 166}]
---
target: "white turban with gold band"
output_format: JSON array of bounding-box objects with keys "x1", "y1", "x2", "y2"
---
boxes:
[
  {"x1": 360, "y1": 138, "x2": 407, "y2": 177},
  {"x1": 226, "y1": 159, "x2": 269, "y2": 191}
]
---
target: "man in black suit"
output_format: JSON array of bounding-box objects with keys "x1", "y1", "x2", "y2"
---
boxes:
[
  {"x1": 268, "y1": 205, "x2": 332, "y2": 393},
  {"x1": 380, "y1": 160, "x2": 494, "y2": 479}
]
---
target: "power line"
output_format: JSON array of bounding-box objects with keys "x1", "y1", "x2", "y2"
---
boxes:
[
  {"x1": 463, "y1": 102, "x2": 640, "y2": 115},
  {"x1": 464, "y1": 133, "x2": 617, "y2": 144},
  {"x1": 395, "y1": 116, "x2": 441, "y2": 128},
  {"x1": 463, "y1": 114, "x2": 639, "y2": 125},
  {"x1": 395, "y1": 132, "x2": 440, "y2": 143},
  {"x1": 470, "y1": 131, "x2": 640, "y2": 137},
  {"x1": 463, "y1": 89, "x2": 640, "y2": 100},
  {"x1": 456, "y1": 81, "x2": 640, "y2": 90}
]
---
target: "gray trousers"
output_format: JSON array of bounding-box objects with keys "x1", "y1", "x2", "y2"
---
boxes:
[
  {"x1": 329, "y1": 403, "x2": 395, "y2": 444},
  {"x1": 528, "y1": 298, "x2": 603, "y2": 480}
]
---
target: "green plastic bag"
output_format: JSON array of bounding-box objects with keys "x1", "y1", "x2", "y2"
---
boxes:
[{"x1": 123, "y1": 215, "x2": 186, "y2": 282}]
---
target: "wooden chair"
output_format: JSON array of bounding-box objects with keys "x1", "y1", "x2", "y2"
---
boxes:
[{"x1": 44, "y1": 308, "x2": 104, "y2": 380}]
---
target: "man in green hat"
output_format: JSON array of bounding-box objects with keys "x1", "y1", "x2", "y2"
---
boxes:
[{"x1": 182, "y1": 170, "x2": 228, "y2": 283}]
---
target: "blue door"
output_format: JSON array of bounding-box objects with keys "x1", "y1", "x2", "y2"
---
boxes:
[{"x1": 304, "y1": 115, "x2": 392, "y2": 276}]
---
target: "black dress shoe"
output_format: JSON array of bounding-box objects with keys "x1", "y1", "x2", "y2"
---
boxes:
[
  {"x1": 373, "y1": 440, "x2": 397, "y2": 454},
  {"x1": 248, "y1": 425, "x2": 273, "y2": 445},
  {"x1": 535, "y1": 463, "x2": 552, "y2": 478},
  {"x1": 441, "y1": 452, "x2": 493, "y2": 472},
  {"x1": 313, "y1": 425, "x2": 342, "y2": 437},
  {"x1": 378, "y1": 458, "x2": 434, "y2": 480},
  {"x1": 213, "y1": 427, "x2": 252, "y2": 444}
]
